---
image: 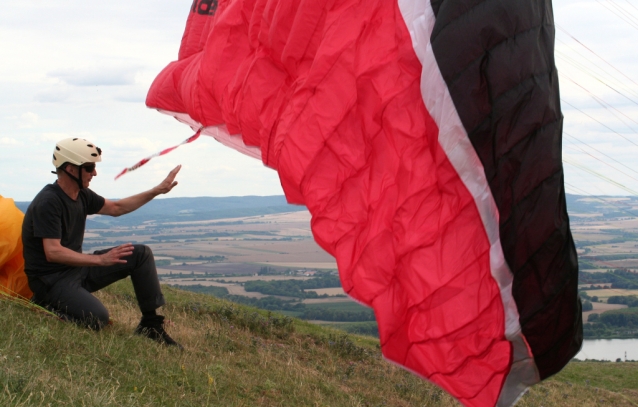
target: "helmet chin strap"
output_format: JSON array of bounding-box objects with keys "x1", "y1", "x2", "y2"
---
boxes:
[{"x1": 62, "y1": 166, "x2": 85, "y2": 190}]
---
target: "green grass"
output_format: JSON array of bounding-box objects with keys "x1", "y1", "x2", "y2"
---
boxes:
[
  {"x1": 321, "y1": 321, "x2": 379, "y2": 337},
  {"x1": 275, "y1": 310, "x2": 302, "y2": 317},
  {"x1": 556, "y1": 361, "x2": 638, "y2": 393},
  {"x1": 1, "y1": 281, "x2": 637, "y2": 407}
]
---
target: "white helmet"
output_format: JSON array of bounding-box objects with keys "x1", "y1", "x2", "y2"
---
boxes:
[{"x1": 52, "y1": 138, "x2": 102, "y2": 169}]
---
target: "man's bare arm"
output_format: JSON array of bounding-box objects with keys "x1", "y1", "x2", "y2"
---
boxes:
[
  {"x1": 98, "y1": 165, "x2": 181, "y2": 217},
  {"x1": 43, "y1": 239, "x2": 134, "y2": 267}
]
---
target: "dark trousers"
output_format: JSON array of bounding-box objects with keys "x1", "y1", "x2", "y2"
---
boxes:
[{"x1": 28, "y1": 245, "x2": 166, "y2": 330}]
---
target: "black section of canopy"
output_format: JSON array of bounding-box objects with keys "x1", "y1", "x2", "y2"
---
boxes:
[{"x1": 429, "y1": 0, "x2": 582, "y2": 379}]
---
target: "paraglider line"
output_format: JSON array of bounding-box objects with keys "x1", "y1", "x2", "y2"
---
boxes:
[
  {"x1": 114, "y1": 128, "x2": 203, "y2": 180},
  {"x1": 563, "y1": 144, "x2": 638, "y2": 183},
  {"x1": 556, "y1": 25, "x2": 638, "y2": 89},
  {"x1": 563, "y1": 77, "x2": 638, "y2": 132},
  {"x1": 557, "y1": 51, "x2": 638, "y2": 106},
  {"x1": 596, "y1": 0, "x2": 638, "y2": 29},
  {"x1": 563, "y1": 182, "x2": 638, "y2": 218},
  {"x1": 0, "y1": 287, "x2": 59, "y2": 318},
  {"x1": 563, "y1": 157, "x2": 638, "y2": 196},
  {"x1": 564, "y1": 132, "x2": 638, "y2": 176},
  {"x1": 561, "y1": 99, "x2": 638, "y2": 148}
]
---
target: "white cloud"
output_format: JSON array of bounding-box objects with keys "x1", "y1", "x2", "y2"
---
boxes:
[
  {"x1": 108, "y1": 137, "x2": 164, "y2": 153},
  {"x1": 0, "y1": 0, "x2": 637, "y2": 201},
  {"x1": 40, "y1": 133, "x2": 72, "y2": 142},
  {"x1": 554, "y1": 0, "x2": 638, "y2": 196},
  {"x1": 18, "y1": 112, "x2": 39, "y2": 128},
  {"x1": 48, "y1": 65, "x2": 140, "y2": 87},
  {"x1": 113, "y1": 86, "x2": 148, "y2": 103},
  {"x1": 0, "y1": 137, "x2": 22, "y2": 145},
  {"x1": 35, "y1": 89, "x2": 71, "y2": 104}
]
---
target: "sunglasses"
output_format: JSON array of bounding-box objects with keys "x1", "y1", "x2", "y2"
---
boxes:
[{"x1": 81, "y1": 164, "x2": 96, "y2": 173}]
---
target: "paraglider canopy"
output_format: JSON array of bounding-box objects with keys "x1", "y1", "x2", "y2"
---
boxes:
[
  {"x1": 137, "y1": 0, "x2": 583, "y2": 405},
  {"x1": 0, "y1": 195, "x2": 32, "y2": 299}
]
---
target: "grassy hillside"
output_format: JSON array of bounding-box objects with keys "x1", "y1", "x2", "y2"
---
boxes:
[{"x1": 1, "y1": 282, "x2": 637, "y2": 407}]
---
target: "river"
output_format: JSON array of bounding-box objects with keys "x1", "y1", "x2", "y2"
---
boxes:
[{"x1": 574, "y1": 339, "x2": 638, "y2": 361}]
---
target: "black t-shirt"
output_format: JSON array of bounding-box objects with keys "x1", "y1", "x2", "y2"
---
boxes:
[{"x1": 22, "y1": 182, "x2": 105, "y2": 276}]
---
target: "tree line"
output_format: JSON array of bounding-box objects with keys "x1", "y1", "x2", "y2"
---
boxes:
[
  {"x1": 607, "y1": 295, "x2": 638, "y2": 307},
  {"x1": 243, "y1": 274, "x2": 342, "y2": 298},
  {"x1": 579, "y1": 269, "x2": 638, "y2": 289},
  {"x1": 584, "y1": 308, "x2": 638, "y2": 339},
  {"x1": 170, "y1": 284, "x2": 375, "y2": 322}
]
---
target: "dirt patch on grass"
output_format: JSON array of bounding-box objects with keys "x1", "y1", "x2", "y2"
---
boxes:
[
  {"x1": 305, "y1": 287, "x2": 346, "y2": 296},
  {"x1": 303, "y1": 297, "x2": 355, "y2": 304}
]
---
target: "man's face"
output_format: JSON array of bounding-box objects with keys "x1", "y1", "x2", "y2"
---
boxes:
[{"x1": 68, "y1": 163, "x2": 97, "y2": 188}]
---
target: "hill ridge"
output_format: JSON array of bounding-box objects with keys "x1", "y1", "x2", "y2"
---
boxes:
[{"x1": 15, "y1": 195, "x2": 306, "y2": 228}]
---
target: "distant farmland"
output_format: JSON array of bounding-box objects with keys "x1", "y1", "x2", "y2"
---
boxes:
[
  {"x1": 78, "y1": 195, "x2": 638, "y2": 337},
  {"x1": 158, "y1": 262, "x2": 290, "y2": 276}
]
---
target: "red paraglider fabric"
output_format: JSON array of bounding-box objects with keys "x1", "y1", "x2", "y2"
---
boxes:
[{"x1": 146, "y1": 0, "x2": 581, "y2": 405}]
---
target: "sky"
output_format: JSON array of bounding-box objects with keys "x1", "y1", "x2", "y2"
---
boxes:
[{"x1": 1, "y1": 0, "x2": 637, "y2": 201}]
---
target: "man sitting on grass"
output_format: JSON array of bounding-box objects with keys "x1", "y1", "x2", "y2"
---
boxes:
[{"x1": 22, "y1": 137, "x2": 182, "y2": 348}]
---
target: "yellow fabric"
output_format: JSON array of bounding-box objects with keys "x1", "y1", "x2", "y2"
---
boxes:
[{"x1": 0, "y1": 195, "x2": 32, "y2": 299}]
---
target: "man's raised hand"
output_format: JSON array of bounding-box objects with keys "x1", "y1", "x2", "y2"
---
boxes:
[
  {"x1": 154, "y1": 165, "x2": 181, "y2": 195},
  {"x1": 100, "y1": 243, "x2": 135, "y2": 266}
]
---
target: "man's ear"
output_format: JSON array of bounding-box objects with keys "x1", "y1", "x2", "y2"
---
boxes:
[{"x1": 63, "y1": 164, "x2": 76, "y2": 175}]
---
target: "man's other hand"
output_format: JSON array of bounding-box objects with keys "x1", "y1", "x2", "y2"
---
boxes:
[
  {"x1": 100, "y1": 243, "x2": 135, "y2": 266},
  {"x1": 154, "y1": 165, "x2": 181, "y2": 195}
]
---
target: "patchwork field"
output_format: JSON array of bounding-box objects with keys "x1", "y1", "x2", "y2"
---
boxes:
[
  {"x1": 162, "y1": 279, "x2": 269, "y2": 298},
  {"x1": 86, "y1": 211, "x2": 336, "y2": 272},
  {"x1": 306, "y1": 287, "x2": 347, "y2": 296},
  {"x1": 158, "y1": 263, "x2": 280, "y2": 275},
  {"x1": 81, "y1": 195, "x2": 638, "y2": 336},
  {"x1": 302, "y1": 297, "x2": 354, "y2": 304},
  {"x1": 260, "y1": 262, "x2": 338, "y2": 269},
  {"x1": 152, "y1": 239, "x2": 334, "y2": 264},
  {"x1": 212, "y1": 275, "x2": 313, "y2": 282},
  {"x1": 582, "y1": 289, "x2": 638, "y2": 301},
  {"x1": 582, "y1": 302, "x2": 627, "y2": 320}
]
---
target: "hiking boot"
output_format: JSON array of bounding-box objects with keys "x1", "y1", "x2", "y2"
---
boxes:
[{"x1": 134, "y1": 315, "x2": 183, "y2": 350}]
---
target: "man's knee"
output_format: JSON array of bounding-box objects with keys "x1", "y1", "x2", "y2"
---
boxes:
[
  {"x1": 62, "y1": 307, "x2": 109, "y2": 331},
  {"x1": 133, "y1": 244, "x2": 154, "y2": 263}
]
